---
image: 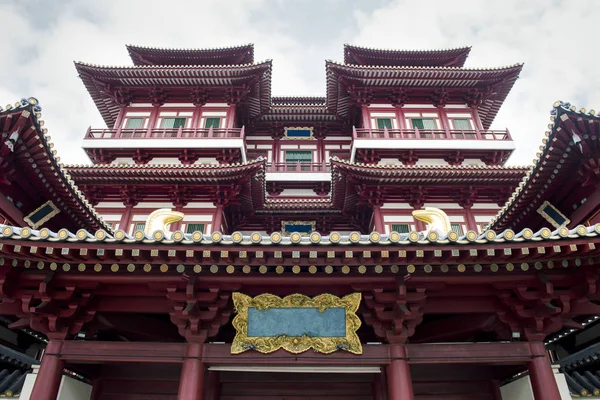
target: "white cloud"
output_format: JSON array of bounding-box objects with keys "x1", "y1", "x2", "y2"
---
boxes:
[
  {"x1": 349, "y1": 0, "x2": 600, "y2": 166},
  {"x1": 1, "y1": 0, "x2": 597, "y2": 168}
]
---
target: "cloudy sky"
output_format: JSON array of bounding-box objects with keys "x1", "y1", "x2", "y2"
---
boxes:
[{"x1": 1, "y1": 0, "x2": 597, "y2": 165}]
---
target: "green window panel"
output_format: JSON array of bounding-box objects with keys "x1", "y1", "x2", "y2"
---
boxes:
[
  {"x1": 204, "y1": 118, "x2": 221, "y2": 129},
  {"x1": 451, "y1": 223, "x2": 464, "y2": 235},
  {"x1": 377, "y1": 118, "x2": 393, "y2": 129},
  {"x1": 186, "y1": 223, "x2": 205, "y2": 234},
  {"x1": 286, "y1": 150, "x2": 312, "y2": 163},
  {"x1": 125, "y1": 117, "x2": 144, "y2": 129},
  {"x1": 453, "y1": 118, "x2": 472, "y2": 130},
  {"x1": 161, "y1": 117, "x2": 186, "y2": 129},
  {"x1": 391, "y1": 224, "x2": 410, "y2": 233},
  {"x1": 134, "y1": 223, "x2": 146, "y2": 232},
  {"x1": 412, "y1": 118, "x2": 436, "y2": 130}
]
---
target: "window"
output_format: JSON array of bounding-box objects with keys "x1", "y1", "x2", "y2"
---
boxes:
[
  {"x1": 204, "y1": 118, "x2": 221, "y2": 129},
  {"x1": 376, "y1": 118, "x2": 393, "y2": 129},
  {"x1": 391, "y1": 224, "x2": 410, "y2": 233},
  {"x1": 134, "y1": 223, "x2": 145, "y2": 232},
  {"x1": 285, "y1": 150, "x2": 312, "y2": 163},
  {"x1": 125, "y1": 118, "x2": 144, "y2": 129},
  {"x1": 412, "y1": 118, "x2": 436, "y2": 130},
  {"x1": 186, "y1": 223, "x2": 205, "y2": 234},
  {"x1": 161, "y1": 117, "x2": 186, "y2": 129},
  {"x1": 453, "y1": 118, "x2": 471, "y2": 130},
  {"x1": 451, "y1": 223, "x2": 464, "y2": 236}
]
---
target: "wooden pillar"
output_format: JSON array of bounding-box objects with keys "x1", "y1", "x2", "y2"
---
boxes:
[
  {"x1": 361, "y1": 105, "x2": 370, "y2": 128},
  {"x1": 146, "y1": 105, "x2": 160, "y2": 138},
  {"x1": 114, "y1": 105, "x2": 127, "y2": 130},
  {"x1": 211, "y1": 204, "x2": 224, "y2": 233},
  {"x1": 471, "y1": 106, "x2": 484, "y2": 138},
  {"x1": 30, "y1": 341, "x2": 64, "y2": 400},
  {"x1": 528, "y1": 342, "x2": 561, "y2": 400},
  {"x1": 373, "y1": 371, "x2": 387, "y2": 400},
  {"x1": 437, "y1": 106, "x2": 450, "y2": 138},
  {"x1": 372, "y1": 205, "x2": 385, "y2": 233},
  {"x1": 386, "y1": 345, "x2": 414, "y2": 400},
  {"x1": 205, "y1": 370, "x2": 221, "y2": 400},
  {"x1": 178, "y1": 343, "x2": 205, "y2": 400},
  {"x1": 119, "y1": 205, "x2": 134, "y2": 233},
  {"x1": 395, "y1": 106, "x2": 406, "y2": 130}
]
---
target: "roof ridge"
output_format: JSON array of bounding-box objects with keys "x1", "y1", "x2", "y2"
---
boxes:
[
  {"x1": 126, "y1": 43, "x2": 254, "y2": 51},
  {"x1": 344, "y1": 43, "x2": 472, "y2": 53},
  {"x1": 327, "y1": 59, "x2": 524, "y2": 71},
  {"x1": 487, "y1": 100, "x2": 600, "y2": 230},
  {"x1": 74, "y1": 59, "x2": 272, "y2": 70}
]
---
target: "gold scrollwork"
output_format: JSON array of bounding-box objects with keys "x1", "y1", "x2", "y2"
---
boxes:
[{"x1": 231, "y1": 292, "x2": 362, "y2": 355}]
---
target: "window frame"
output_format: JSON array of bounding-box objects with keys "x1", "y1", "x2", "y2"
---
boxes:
[
  {"x1": 160, "y1": 117, "x2": 187, "y2": 129},
  {"x1": 285, "y1": 150, "x2": 313, "y2": 163},
  {"x1": 204, "y1": 117, "x2": 221, "y2": 129},
  {"x1": 411, "y1": 118, "x2": 436, "y2": 130},
  {"x1": 124, "y1": 117, "x2": 145, "y2": 129},
  {"x1": 376, "y1": 118, "x2": 393, "y2": 129},
  {"x1": 391, "y1": 223, "x2": 410, "y2": 233},
  {"x1": 186, "y1": 223, "x2": 206, "y2": 234},
  {"x1": 452, "y1": 118, "x2": 472, "y2": 130}
]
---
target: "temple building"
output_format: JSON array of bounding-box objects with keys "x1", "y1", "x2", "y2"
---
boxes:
[{"x1": 0, "y1": 43, "x2": 599, "y2": 399}]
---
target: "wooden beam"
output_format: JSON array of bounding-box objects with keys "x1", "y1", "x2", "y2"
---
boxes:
[{"x1": 53, "y1": 341, "x2": 540, "y2": 366}]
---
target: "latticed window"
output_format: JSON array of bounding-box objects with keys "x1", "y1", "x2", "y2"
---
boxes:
[
  {"x1": 204, "y1": 118, "x2": 221, "y2": 129},
  {"x1": 285, "y1": 151, "x2": 312, "y2": 163},
  {"x1": 451, "y1": 223, "x2": 464, "y2": 235},
  {"x1": 412, "y1": 118, "x2": 436, "y2": 129},
  {"x1": 453, "y1": 118, "x2": 472, "y2": 130},
  {"x1": 377, "y1": 118, "x2": 393, "y2": 129},
  {"x1": 125, "y1": 117, "x2": 144, "y2": 129},
  {"x1": 186, "y1": 223, "x2": 205, "y2": 234},
  {"x1": 161, "y1": 117, "x2": 186, "y2": 129},
  {"x1": 134, "y1": 223, "x2": 145, "y2": 232},
  {"x1": 391, "y1": 224, "x2": 410, "y2": 233}
]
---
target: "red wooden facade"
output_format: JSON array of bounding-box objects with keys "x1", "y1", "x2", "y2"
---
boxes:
[{"x1": 0, "y1": 44, "x2": 597, "y2": 399}]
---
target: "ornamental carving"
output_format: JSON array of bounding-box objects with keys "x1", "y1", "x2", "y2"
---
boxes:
[{"x1": 231, "y1": 293, "x2": 362, "y2": 355}]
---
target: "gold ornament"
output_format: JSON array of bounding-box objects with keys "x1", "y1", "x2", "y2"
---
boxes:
[{"x1": 231, "y1": 293, "x2": 362, "y2": 355}]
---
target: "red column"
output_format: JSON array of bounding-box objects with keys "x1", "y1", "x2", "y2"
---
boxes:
[
  {"x1": 211, "y1": 204, "x2": 224, "y2": 233},
  {"x1": 30, "y1": 341, "x2": 64, "y2": 400},
  {"x1": 205, "y1": 370, "x2": 221, "y2": 400},
  {"x1": 178, "y1": 343, "x2": 205, "y2": 400},
  {"x1": 373, "y1": 205, "x2": 385, "y2": 233},
  {"x1": 528, "y1": 342, "x2": 561, "y2": 400},
  {"x1": 387, "y1": 345, "x2": 414, "y2": 400}
]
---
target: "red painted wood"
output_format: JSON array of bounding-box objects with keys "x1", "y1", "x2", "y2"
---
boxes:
[
  {"x1": 178, "y1": 343, "x2": 205, "y2": 400},
  {"x1": 30, "y1": 341, "x2": 65, "y2": 400},
  {"x1": 387, "y1": 346, "x2": 414, "y2": 400},
  {"x1": 528, "y1": 342, "x2": 561, "y2": 400}
]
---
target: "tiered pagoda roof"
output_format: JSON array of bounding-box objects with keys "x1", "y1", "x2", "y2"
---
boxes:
[
  {"x1": 75, "y1": 60, "x2": 272, "y2": 127},
  {"x1": 126, "y1": 44, "x2": 254, "y2": 66},
  {"x1": 343, "y1": 44, "x2": 472, "y2": 67},
  {"x1": 0, "y1": 99, "x2": 110, "y2": 233},
  {"x1": 326, "y1": 61, "x2": 523, "y2": 129},
  {"x1": 490, "y1": 102, "x2": 600, "y2": 232}
]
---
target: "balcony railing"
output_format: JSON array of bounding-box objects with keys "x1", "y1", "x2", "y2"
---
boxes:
[
  {"x1": 353, "y1": 127, "x2": 512, "y2": 141},
  {"x1": 85, "y1": 126, "x2": 245, "y2": 140},
  {"x1": 267, "y1": 162, "x2": 330, "y2": 173}
]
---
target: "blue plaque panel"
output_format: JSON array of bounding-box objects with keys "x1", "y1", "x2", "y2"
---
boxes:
[{"x1": 247, "y1": 307, "x2": 346, "y2": 337}]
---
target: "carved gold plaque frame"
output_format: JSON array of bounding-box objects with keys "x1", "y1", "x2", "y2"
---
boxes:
[
  {"x1": 23, "y1": 200, "x2": 60, "y2": 229},
  {"x1": 231, "y1": 293, "x2": 362, "y2": 355}
]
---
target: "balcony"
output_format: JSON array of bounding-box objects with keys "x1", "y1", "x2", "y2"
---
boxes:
[
  {"x1": 82, "y1": 126, "x2": 247, "y2": 163},
  {"x1": 351, "y1": 127, "x2": 515, "y2": 165},
  {"x1": 85, "y1": 126, "x2": 245, "y2": 139},
  {"x1": 265, "y1": 162, "x2": 331, "y2": 182}
]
